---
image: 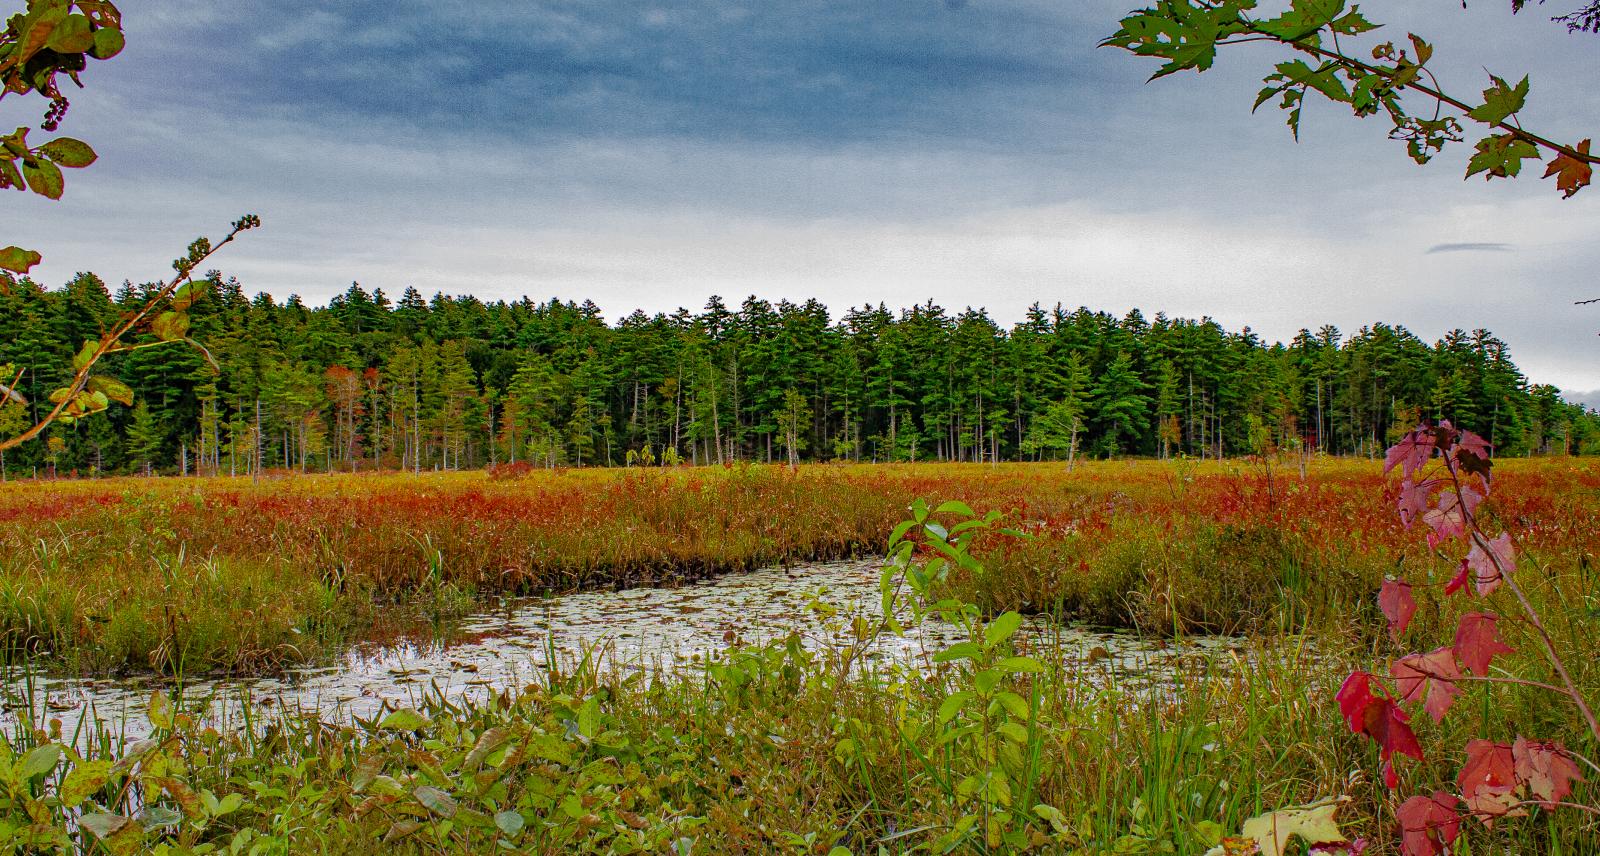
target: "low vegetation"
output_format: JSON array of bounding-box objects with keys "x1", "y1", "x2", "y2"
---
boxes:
[{"x1": 0, "y1": 455, "x2": 1595, "y2": 853}]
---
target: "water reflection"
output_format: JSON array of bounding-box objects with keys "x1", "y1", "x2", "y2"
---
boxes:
[{"x1": 2, "y1": 561, "x2": 1240, "y2": 740}]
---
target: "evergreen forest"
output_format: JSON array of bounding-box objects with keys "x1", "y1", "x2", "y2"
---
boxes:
[{"x1": 2, "y1": 271, "x2": 1595, "y2": 476}]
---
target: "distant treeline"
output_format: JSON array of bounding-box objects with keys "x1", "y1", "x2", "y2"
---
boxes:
[{"x1": 1, "y1": 272, "x2": 1595, "y2": 476}]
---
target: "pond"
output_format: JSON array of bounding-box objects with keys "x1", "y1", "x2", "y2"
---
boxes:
[{"x1": 2, "y1": 560, "x2": 1241, "y2": 741}]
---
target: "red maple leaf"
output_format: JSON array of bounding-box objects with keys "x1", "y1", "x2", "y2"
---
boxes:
[
  {"x1": 1513, "y1": 737, "x2": 1584, "y2": 807},
  {"x1": 1543, "y1": 139, "x2": 1593, "y2": 199},
  {"x1": 1385, "y1": 429, "x2": 1434, "y2": 479},
  {"x1": 1445, "y1": 559, "x2": 1472, "y2": 597},
  {"x1": 1396, "y1": 479, "x2": 1434, "y2": 529},
  {"x1": 1391, "y1": 646, "x2": 1462, "y2": 723},
  {"x1": 1379, "y1": 579, "x2": 1418, "y2": 641},
  {"x1": 1396, "y1": 792, "x2": 1460, "y2": 856},
  {"x1": 1458, "y1": 740, "x2": 1524, "y2": 822},
  {"x1": 1464, "y1": 533, "x2": 1514, "y2": 596},
  {"x1": 1453, "y1": 612, "x2": 1515, "y2": 676},
  {"x1": 1336, "y1": 672, "x2": 1423, "y2": 787},
  {"x1": 1455, "y1": 429, "x2": 1492, "y2": 462}
]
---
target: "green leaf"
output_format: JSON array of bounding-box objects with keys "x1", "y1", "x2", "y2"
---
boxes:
[
  {"x1": 994, "y1": 691, "x2": 1031, "y2": 719},
  {"x1": 21, "y1": 157, "x2": 64, "y2": 199},
  {"x1": 14, "y1": 4, "x2": 69, "y2": 67},
  {"x1": 37, "y1": 137, "x2": 95, "y2": 168},
  {"x1": 147, "y1": 691, "x2": 173, "y2": 730},
  {"x1": 996, "y1": 656, "x2": 1045, "y2": 674},
  {"x1": 17, "y1": 744, "x2": 61, "y2": 779},
  {"x1": 46, "y1": 13, "x2": 94, "y2": 52},
  {"x1": 998, "y1": 721, "x2": 1030, "y2": 744},
  {"x1": 934, "y1": 499, "x2": 976, "y2": 518},
  {"x1": 1255, "y1": 0, "x2": 1346, "y2": 40},
  {"x1": 151, "y1": 311, "x2": 189, "y2": 341},
  {"x1": 414, "y1": 785, "x2": 457, "y2": 817},
  {"x1": 86, "y1": 375, "x2": 132, "y2": 406},
  {"x1": 169, "y1": 279, "x2": 207, "y2": 310},
  {"x1": 0, "y1": 246, "x2": 41, "y2": 274},
  {"x1": 71, "y1": 338, "x2": 97, "y2": 373},
  {"x1": 59, "y1": 759, "x2": 111, "y2": 807},
  {"x1": 1466, "y1": 133, "x2": 1541, "y2": 180},
  {"x1": 1467, "y1": 74, "x2": 1530, "y2": 126},
  {"x1": 378, "y1": 708, "x2": 430, "y2": 731},
  {"x1": 494, "y1": 810, "x2": 525, "y2": 837},
  {"x1": 984, "y1": 612, "x2": 1024, "y2": 647},
  {"x1": 937, "y1": 691, "x2": 972, "y2": 725},
  {"x1": 90, "y1": 25, "x2": 124, "y2": 59},
  {"x1": 932, "y1": 641, "x2": 982, "y2": 663}
]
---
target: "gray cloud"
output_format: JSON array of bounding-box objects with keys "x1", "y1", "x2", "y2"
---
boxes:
[
  {"x1": 1426, "y1": 242, "x2": 1514, "y2": 254},
  {"x1": 8, "y1": 0, "x2": 1600, "y2": 392},
  {"x1": 1563, "y1": 389, "x2": 1600, "y2": 411}
]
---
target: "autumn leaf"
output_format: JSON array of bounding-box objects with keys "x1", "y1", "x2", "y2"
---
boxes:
[
  {"x1": 1464, "y1": 534, "x2": 1514, "y2": 596},
  {"x1": 1239, "y1": 797, "x2": 1350, "y2": 856},
  {"x1": 1544, "y1": 139, "x2": 1593, "y2": 199},
  {"x1": 1378, "y1": 579, "x2": 1417, "y2": 641},
  {"x1": 1395, "y1": 479, "x2": 1433, "y2": 529},
  {"x1": 1384, "y1": 429, "x2": 1433, "y2": 479},
  {"x1": 0, "y1": 246, "x2": 41, "y2": 274},
  {"x1": 1453, "y1": 612, "x2": 1514, "y2": 676},
  {"x1": 1336, "y1": 672, "x2": 1423, "y2": 787},
  {"x1": 1390, "y1": 647, "x2": 1461, "y2": 723},
  {"x1": 1396, "y1": 792, "x2": 1460, "y2": 856},
  {"x1": 1512, "y1": 737, "x2": 1583, "y2": 807},
  {"x1": 1457, "y1": 740, "x2": 1524, "y2": 823}
]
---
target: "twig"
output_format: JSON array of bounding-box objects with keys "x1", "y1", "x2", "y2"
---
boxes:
[{"x1": 0, "y1": 216, "x2": 257, "y2": 453}]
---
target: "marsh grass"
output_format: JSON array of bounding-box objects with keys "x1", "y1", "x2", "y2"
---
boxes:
[{"x1": 0, "y1": 458, "x2": 1596, "y2": 675}]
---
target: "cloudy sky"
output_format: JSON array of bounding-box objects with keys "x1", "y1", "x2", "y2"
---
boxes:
[{"x1": 9, "y1": 1, "x2": 1600, "y2": 395}]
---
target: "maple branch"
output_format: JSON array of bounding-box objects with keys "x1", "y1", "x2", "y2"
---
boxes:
[
  {"x1": 1445, "y1": 457, "x2": 1600, "y2": 745},
  {"x1": 1577, "y1": 297, "x2": 1600, "y2": 305},
  {"x1": 1217, "y1": 29, "x2": 1599, "y2": 166},
  {"x1": 1506, "y1": 800, "x2": 1600, "y2": 816}
]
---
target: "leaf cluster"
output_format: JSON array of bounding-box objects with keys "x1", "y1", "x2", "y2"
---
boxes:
[{"x1": 1105, "y1": 0, "x2": 1595, "y2": 196}]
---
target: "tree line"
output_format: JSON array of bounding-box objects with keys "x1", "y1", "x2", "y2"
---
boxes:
[{"x1": 1, "y1": 272, "x2": 1595, "y2": 476}]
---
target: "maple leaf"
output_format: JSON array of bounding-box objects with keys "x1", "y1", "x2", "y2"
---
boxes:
[
  {"x1": 1384, "y1": 429, "x2": 1433, "y2": 479},
  {"x1": 1464, "y1": 533, "x2": 1514, "y2": 596},
  {"x1": 1421, "y1": 485, "x2": 1481, "y2": 548},
  {"x1": 1457, "y1": 740, "x2": 1525, "y2": 823},
  {"x1": 1544, "y1": 139, "x2": 1593, "y2": 199},
  {"x1": 1335, "y1": 672, "x2": 1423, "y2": 787},
  {"x1": 1391, "y1": 647, "x2": 1462, "y2": 723},
  {"x1": 1395, "y1": 479, "x2": 1434, "y2": 529},
  {"x1": 1512, "y1": 737, "x2": 1584, "y2": 807},
  {"x1": 1444, "y1": 559, "x2": 1472, "y2": 597},
  {"x1": 1453, "y1": 612, "x2": 1514, "y2": 676},
  {"x1": 1396, "y1": 792, "x2": 1460, "y2": 856},
  {"x1": 1378, "y1": 579, "x2": 1417, "y2": 641}
]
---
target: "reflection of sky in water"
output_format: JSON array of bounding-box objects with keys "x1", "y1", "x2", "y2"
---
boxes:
[{"x1": 3, "y1": 561, "x2": 1241, "y2": 742}]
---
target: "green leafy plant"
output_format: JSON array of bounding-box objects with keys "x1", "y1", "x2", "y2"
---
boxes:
[{"x1": 1104, "y1": 0, "x2": 1596, "y2": 197}]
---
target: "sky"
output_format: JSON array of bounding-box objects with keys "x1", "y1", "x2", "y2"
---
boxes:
[{"x1": 9, "y1": 0, "x2": 1600, "y2": 396}]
